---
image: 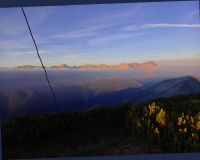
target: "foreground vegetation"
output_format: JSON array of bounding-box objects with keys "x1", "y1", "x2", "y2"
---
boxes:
[
  {"x1": 127, "y1": 93, "x2": 200, "y2": 153},
  {"x1": 2, "y1": 102, "x2": 135, "y2": 158},
  {"x1": 2, "y1": 93, "x2": 200, "y2": 158}
]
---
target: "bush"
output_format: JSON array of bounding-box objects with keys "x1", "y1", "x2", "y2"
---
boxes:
[
  {"x1": 2, "y1": 102, "x2": 132, "y2": 149},
  {"x1": 126, "y1": 102, "x2": 200, "y2": 153}
]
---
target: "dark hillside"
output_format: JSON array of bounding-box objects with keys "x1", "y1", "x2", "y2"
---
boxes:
[
  {"x1": 132, "y1": 76, "x2": 200, "y2": 106},
  {"x1": 1, "y1": 90, "x2": 58, "y2": 121},
  {"x1": 1, "y1": 78, "x2": 145, "y2": 121}
]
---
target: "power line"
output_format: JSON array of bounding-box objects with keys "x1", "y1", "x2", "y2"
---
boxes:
[{"x1": 21, "y1": 7, "x2": 68, "y2": 133}]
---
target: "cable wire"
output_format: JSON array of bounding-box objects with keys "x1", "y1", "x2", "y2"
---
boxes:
[{"x1": 21, "y1": 7, "x2": 68, "y2": 133}]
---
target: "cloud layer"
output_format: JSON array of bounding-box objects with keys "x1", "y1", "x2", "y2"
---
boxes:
[{"x1": 122, "y1": 24, "x2": 200, "y2": 30}]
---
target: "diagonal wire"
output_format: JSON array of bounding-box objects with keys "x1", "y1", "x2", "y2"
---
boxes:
[{"x1": 21, "y1": 7, "x2": 68, "y2": 133}]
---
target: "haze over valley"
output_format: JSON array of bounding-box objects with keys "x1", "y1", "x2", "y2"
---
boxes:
[{"x1": 0, "y1": 61, "x2": 200, "y2": 93}]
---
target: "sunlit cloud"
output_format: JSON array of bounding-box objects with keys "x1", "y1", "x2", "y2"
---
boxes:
[
  {"x1": 121, "y1": 24, "x2": 200, "y2": 30},
  {"x1": 88, "y1": 32, "x2": 149, "y2": 45}
]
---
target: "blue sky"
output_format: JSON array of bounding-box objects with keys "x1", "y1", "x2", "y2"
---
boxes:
[{"x1": 0, "y1": 1, "x2": 199, "y2": 68}]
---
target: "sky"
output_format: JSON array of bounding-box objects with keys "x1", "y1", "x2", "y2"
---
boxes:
[{"x1": 0, "y1": 1, "x2": 200, "y2": 68}]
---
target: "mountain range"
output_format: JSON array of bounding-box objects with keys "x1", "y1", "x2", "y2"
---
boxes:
[
  {"x1": 1, "y1": 76, "x2": 200, "y2": 121},
  {"x1": 7, "y1": 61, "x2": 158, "y2": 69},
  {"x1": 0, "y1": 78, "x2": 145, "y2": 121}
]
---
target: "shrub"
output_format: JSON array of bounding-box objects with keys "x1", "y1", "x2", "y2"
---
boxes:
[{"x1": 126, "y1": 102, "x2": 200, "y2": 153}]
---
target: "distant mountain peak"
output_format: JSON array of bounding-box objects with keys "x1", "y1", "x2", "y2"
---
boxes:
[{"x1": 14, "y1": 65, "x2": 41, "y2": 69}]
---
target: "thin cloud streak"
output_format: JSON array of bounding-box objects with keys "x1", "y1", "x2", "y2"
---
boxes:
[
  {"x1": 54, "y1": 32, "x2": 97, "y2": 39},
  {"x1": 88, "y1": 32, "x2": 149, "y2": 45},
  {"x1": 42, "y1": 45, "x2": 83, "y2": 54},
  {"x1": 121, "y1": 24, "x2": 200, "y2": 30},
  {"x1": 187, "y1": 10, "x2": 199, "y2": 19},
  {"x1": 53, "y1": 23, "x2": 121, "y2": 39},
  {"x1": 6, "y1": 50, "x2": 48, "y2": 56}
]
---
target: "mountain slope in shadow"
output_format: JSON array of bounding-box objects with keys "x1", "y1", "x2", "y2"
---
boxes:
[
  {"x1": 55, "y1": 78, "x2": 145, "y2": 110},
  {"x1": 0, "y1": 90, "x2": 58, "y2": 121},
  {"x1": 132, "y1": 76, "x2": 200, "y2": 106},
  {"x1": 1, "y1": 78, "x2": 145, "y2": 121}
]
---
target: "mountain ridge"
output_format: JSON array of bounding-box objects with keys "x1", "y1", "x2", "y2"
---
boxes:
[
  {"x1": 132, "y1": 75, "x2": 200, "y2": 106},
  {"x1": 1, "y1": 78, "x2": 145, "y2": 121},
  {"x1": 2, "y1": 76, "x2": 200, "y2": 121},
  {"x1": 8, "y1": 61, "x2": 158, "y2": 69}
]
